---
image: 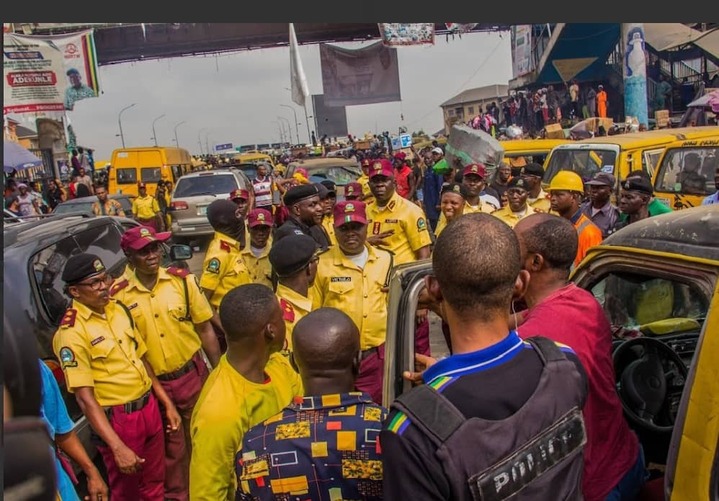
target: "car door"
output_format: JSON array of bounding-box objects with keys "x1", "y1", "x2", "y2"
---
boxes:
[
  {"x1": 382, "y1": 259, "x2": 434, "y2": 409},
  {"x1": 664, "y1": 279, "x2": 719, "y2": 500}
]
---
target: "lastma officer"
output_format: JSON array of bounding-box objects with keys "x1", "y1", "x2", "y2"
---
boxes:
[
  {"x1": 53, "y1": 253, "x2": 181, "y2": 501},
  {"x1": 111, "y1": 226, "x2": 221, "y2": 501}
]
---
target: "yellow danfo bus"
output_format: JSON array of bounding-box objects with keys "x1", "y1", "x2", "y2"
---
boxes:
[{"x1": 108, "y1": 146, "x2": 193, "y2": 197}]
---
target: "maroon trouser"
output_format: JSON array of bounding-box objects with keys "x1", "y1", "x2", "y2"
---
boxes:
[
  {"x1": 97, "y1": 392, "x2": 165, "y2": 501},
  {"x1": 415, "y1": 319, "x2": 431, "y2": 357},
  {"x1": 137, "y1": 217, "x2": 159, "y2": 232},
  {"x1": 157, "y1": 352, "x2": 210, "y2": 501},
  {"x1": 355, "y1": 344, "x2": 385, "y2": 405}
]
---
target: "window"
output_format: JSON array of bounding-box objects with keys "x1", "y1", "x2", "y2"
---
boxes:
[
  {"x1": 31, "y1": 222, "x2": 127, "y2": 326},
  {"x1": 590, "y1": 272, "x2": 708, "y2": 333},
  {"x1": 545, "y1": 149, "x2": 614, "y2": 182},
  {"x1": 116, "y1": 167, "x2": 137, "y2": 184},
  {"x1": 467, "y1": 106, "x2": 475, "y2": 115},
  {"x1": 174, "y1": 174, "x2": 238, "y2": 197},
  {"x1": 655, "y1": 147, "x2": 718, "y2": 195},
  {"x1": 447, "y1": 109, "x2": 456, "y2": 117},
  {"x1": 141, "y1": 167, "x2": 162, "y2": 183},
  {"x1": 643, "y1": 148, "x2": 665, "y2": 178},
  {"x1": 454, "y1": 107, "x2": 464, "y2": 118}
]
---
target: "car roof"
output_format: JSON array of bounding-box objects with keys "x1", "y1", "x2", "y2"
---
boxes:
[
  {"x1": 57, "y1": 193, "x2": 131, "y2": 205},
  {"x1": 288, "y1": 158, "x2": 360, "y2": 168},
  {"x1": 602, "y1": 205, "x2": 719, "y2": 261},
  {"x1": 3, "y1": 214, "x2": 133, "y2": 250},
  {"x1": 178, "y1": 168, "x2": 238, "y2": 179}
]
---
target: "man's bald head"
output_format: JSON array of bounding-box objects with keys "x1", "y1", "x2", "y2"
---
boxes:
[
  {"x1": 219, "y1": 284, "x2": 282, "y2": 342},
  {"x1": 515, "y1": 213, "x2": 577, "y2": 274},
  {"x1": 292, "y1": 308, "x2": 360, "y2": 376}
]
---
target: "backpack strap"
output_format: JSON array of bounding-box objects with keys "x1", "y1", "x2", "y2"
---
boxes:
[
  {"x1": 166, "y1": 267, "x2": 193, "y2": 322},
  {"x1": 392, "y1": 384, "x2": 466, "y2": 446},
  {"x1": 524, "y1": 336, "x2": 567, "y2": 366}
]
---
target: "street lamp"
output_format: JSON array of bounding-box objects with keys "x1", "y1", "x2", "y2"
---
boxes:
[
  {"x1": 118, "y1": 103, "x2": 136, "y2": 148},
  {"x1": 173, "y1": 121, "x2": 186, "y2": 149},
  {"x1": 151, "y1": 114, "x2": 166, "y2": 146},
  {"x1": 198, "y1": 128, "x2": 207, "y2": 155},
  {"x1": 280, "y1": 104, "x2": 300, "y2": 147},
  {"x1": 271, "y1": 121, "x2": 284, "y2": 143},
  {"x1": 284, "y1": 87, "x2": 312, "y2": 144},
  {"x1": 277, "y1": 116, "x2": 292, "y2": 145}
]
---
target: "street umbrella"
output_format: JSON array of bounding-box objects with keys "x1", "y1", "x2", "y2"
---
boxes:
[{"x1": 4, "y1": 140, "x2": 43, "y2": 173}]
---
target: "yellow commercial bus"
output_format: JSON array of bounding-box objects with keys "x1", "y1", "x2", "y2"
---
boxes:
[
  {"x1": 108, "y1": 146, "x2": 193, "y2": 197},
  {"x1": 652, "y1": 135, "x2": 719, "y2": 209},
  {"x1": 542, "y1": 127, "x2": 719, "y2": 198},
  {"x1": 498, "y1": 138, "x2": 572, "y2": 174}
]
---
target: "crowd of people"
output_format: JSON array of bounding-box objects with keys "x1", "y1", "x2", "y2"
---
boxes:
[{"x1": 32, "y1": 134, "x2": 719, "y2": 501}]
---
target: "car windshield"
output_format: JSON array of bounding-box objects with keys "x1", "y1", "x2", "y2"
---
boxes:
[
  {"x1": 544, "y1": 148, "x2": 616, "y2": 182},
  {"x1": 654, "y1": 146, "x2": 718, "y2": 196},
  {"x1": 174, "y1": 174, "x2": 238, "y2": 197},
  {"x1": 304, "y1": 165, "x2": 362, "y2": 185}
]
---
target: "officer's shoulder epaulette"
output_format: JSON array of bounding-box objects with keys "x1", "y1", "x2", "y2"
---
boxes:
[
  {"x1": 109, "y1": 279, "x2": 129, "y2": 297},
  {"x1": 166, "y1": 266, "x2": 190, "y2": 278},
  {"x1": 279, "y1": 298, "x2": 295, "y2": 322},
  {"x1": 219, "y1": 240, "x2": 233, "y2": 252},
  {"x1": 532, "y1": 207, "x2": 546, "y2": 213},
  {"x1": 59, "y1": 308, "x2": 78, "y2": 328},
  {"x1": 490, "y1": 207, "x2": 502, "y2": 214}
]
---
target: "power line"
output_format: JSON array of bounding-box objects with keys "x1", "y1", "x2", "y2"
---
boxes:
[{"x1": 404, "y1": 36, "x2": 506, "y2": 129}]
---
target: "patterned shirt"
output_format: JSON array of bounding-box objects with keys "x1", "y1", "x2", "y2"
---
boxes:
[
  {"x1": 236, "y1": 392, "x2": 387, "y2": 501},
  {"x1": 92, "y1": 198, "x2": 126, "y2": 217}
]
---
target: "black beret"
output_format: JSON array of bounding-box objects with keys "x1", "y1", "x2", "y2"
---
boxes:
[
  {"x1": 283, "y1": 184, "x2": 319, "y2": 207},
  {"x1": 507, "y1": 177, "x2": 530, "y2": 191},
  {"x1": 522, "y1": 162, "x2": 545, "y2": 177},
  {"x1": 62, "y1": 253, "x2": 106, "y2": 284},
  {"x1": 269, "y1": 234, "x2": 320, "y2": 278},
  {"x1": 440, "y1": 182, "x2": 470, "y2": 199},
  {"x1": 320, "y1": 179, "x2": 337, "y2": 194},
  {"x1": 622, "y1": 177, "x2": 653, "y2": 195}
]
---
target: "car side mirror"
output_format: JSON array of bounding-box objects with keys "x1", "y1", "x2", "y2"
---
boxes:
[{"x1": 169, "y1": 244, "x2": 193, "y2": 261}]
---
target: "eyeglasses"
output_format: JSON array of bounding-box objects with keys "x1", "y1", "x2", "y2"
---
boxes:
[{"x1": 75, "y1": 274, "x2": 113, "y2": 290}]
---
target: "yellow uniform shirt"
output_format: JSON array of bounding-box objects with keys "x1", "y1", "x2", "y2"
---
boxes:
[
  {"x1": 366, "y1": 191, "x2": 431, "y2": 266},
  {"x1": 52, "y1": 300, "x2": 152, "y2": 407},
  {"x1": 322, "y1": 215, "x2": 337, "y2": 246},
  {"x1": 241, "y1": 244, "x2": 273, "y2": 289},
  {"x1": 491, "y1": 205, "x2": 545, "y2": 228},
  {"x1": 110, "y1": 266, "x2": 214, "y2": 375},
  {"x1": 529, "y1": 188, "x2": 552, "y2": 212},
  {"x1": 357, "y1": 174, "x2": 371, "y2": 199},
  {"x1": 310, "y1": 244, "x2": 393, "y2": 350},
  {"x1": 434, "y1": 200, "x2": 496, "y2": 236},
  {"x1": 189, "y1": 354, "x2": 302, "y2": 501},
  {"x1": 200, "y1": 232, "x2": 252, "y2": 309},
  {"x1": 275, "y1": 284, "x2": 313, "y2": 353},
  {"x1": 132, "y1": 195, "x2": 160, "y2": 220}
]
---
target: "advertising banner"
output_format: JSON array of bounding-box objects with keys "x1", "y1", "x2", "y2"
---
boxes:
[
  {"x1": 3, "y1": 29, "x2": 100, "y2": 117},
  {"x1": 312, "y1": 94, "x2": 348, "y2": 138},
  {"x1": 378, "y1": 23, "x2": 435, "y2": 46},
  {"x1": 511, "y1": 25, "x2": 534, "y2": 78},
  {"x1": 320, "y1": 41, "x2": 401, "y2": 107}
]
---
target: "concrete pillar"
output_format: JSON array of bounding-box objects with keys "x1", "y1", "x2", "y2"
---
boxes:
[{"x1": 621, "y1": 23, "x2": 649, "y2": 127}]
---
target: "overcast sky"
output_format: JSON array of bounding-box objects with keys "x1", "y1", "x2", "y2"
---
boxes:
[{"x1": 60, "y1": 31, "x2": 511, "y2": 161}]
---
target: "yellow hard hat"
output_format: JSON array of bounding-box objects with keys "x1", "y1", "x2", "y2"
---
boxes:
[{"x1": 548, "y1": 170, "x2": 584, "y2": 193}]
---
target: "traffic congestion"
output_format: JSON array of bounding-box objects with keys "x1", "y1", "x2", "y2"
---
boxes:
[{"x1": 4, "y1": 124, "x2": 719, "y2": 501}]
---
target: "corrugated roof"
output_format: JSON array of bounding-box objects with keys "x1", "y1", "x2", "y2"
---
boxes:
[
  {"x1": 643, "y1": 23, "x2": 706, "y2": 52},
  {"x1": 441, "y1": 84, "x2": 509, "y2": 107}
]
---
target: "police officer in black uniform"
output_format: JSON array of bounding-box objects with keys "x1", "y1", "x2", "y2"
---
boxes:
[
  {"x1": 274, "y1": 184, "x2": 331, "y2": 251},
  {"x1": 380, "y1": 213, "x2": 588, "y2": 500}
]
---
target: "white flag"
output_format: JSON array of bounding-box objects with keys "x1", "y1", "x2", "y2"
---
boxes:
[{"x1": 289, "y1": 23, "x2": 309, "y2": 107}]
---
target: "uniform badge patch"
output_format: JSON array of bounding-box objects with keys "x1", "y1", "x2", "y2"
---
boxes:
[
  {"x1": 331, "y1": 277, "x2": 352, "y2": 283},
  {"x1": 90, "y1": 336, "x2": 105, "y2": 346},
  {"x1": 280, "y1": 299, "x2": 295, "y2": 322},
  {"x1": 59, "y1": 347, "x2": 77, "y2": 368},
  {"x1": 206, "y1": 258, "x2": 221, "y2": 274},
  {"x1": 417, "y1": 218, "x2": 427, "y2": 231}
]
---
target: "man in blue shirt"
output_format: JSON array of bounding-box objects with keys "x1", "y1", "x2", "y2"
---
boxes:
[
  {"x1": 701, "y1": 164, "x2": 719, "y2": 205},
  {"x1": 39, "y1": 361, "x2": 108, "y2": 501},
  {"x1": 236, "y1": 307, "x2": 387, "y2": 500}
]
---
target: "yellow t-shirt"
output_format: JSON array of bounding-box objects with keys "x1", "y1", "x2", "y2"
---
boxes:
[
  {"x1": 365, "y1": 191, "x2": 431, "y2": 266},
  {"x1": 435, "y1": 200, "x2": 496, "y2": 236},
  {"x1": 189, "y1": 354, "x2": 302, "y2": 501},
  {"x1": 275, "y1": 284, "x2": 313, "y2": 353},
  {"x1": 241, "y1": 244, "x2": 273, "y2": 289},
  {"x1": 200, "y1": 232, "x2": 252, "y2": 309},
  {"x1": 322, "y1": 215, "x2": 337, "y2": 246},
  {"x1": 491, "y1": 205, "x2": 546, "y2": 228},
  {"x1": 528, "y1": 189, "x2": 552, "y2": 212},
  {"x1": 357, "y1": 174, "x2": 372, "y2": 199},
  {"x1": 52, "y1": 300, "x2": 152, "y2": 407},
  {"x1": 310, "y1": 244, "x2": 393, "y2": 350},
  {"x1": 132, "y1": 195, "x2": 160, "y2": 220},
  {"x1": 111, "y1": 267, "x2": 214, "y2": 375}
]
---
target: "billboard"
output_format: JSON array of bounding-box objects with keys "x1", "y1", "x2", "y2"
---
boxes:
[
  {"x1": 3, "y1": 29, "x2": 101, "y2": 117},
  {"x1": 312, "y1": 94, "x2": 348, "y2": 138},
  {"x1": 319, "y1": 41, "x2": 401, "y2": 107},
  {"x1": 511, "y1": 25, "x2": 534, "y2": 79}
]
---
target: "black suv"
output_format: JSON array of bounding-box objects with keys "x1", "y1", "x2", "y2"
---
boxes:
[{"x1": 3, "y1": 213, "x2": 189, "y2": 463}]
